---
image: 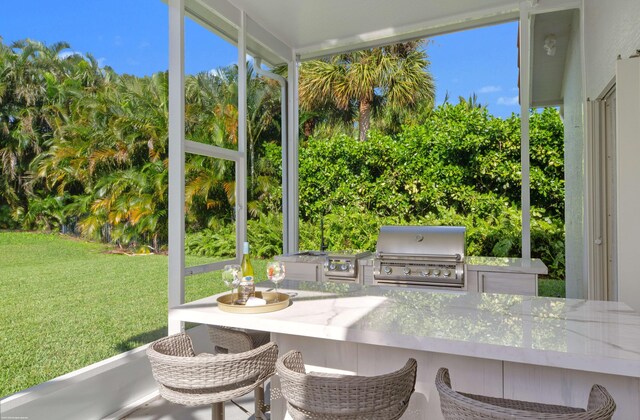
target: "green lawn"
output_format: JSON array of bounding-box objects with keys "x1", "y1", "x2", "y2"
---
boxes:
[
  {"x1": 0, "y1": 231, "x2": 565, "y2": 398},
  {"x1": 0, "y1": 231, "x2": 267, "y2": 398},
  {"x1": 539, "y1": 278, "x2": 566, "y2": 298}
]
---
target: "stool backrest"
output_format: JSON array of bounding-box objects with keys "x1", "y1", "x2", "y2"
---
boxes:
[
  {"x1": 277, "y1": 350, "x2": 417, "y2": 420},
  {"x1": 435, "y1": 367, "x2": 616, "y2": 420},
  {"x1": 147, "y1": 332, "x2": 277, "y2": 390}
]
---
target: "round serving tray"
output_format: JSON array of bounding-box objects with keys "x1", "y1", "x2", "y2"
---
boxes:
[{"x1": 216, "y1": 291, "x2": 290, "y2": 314}]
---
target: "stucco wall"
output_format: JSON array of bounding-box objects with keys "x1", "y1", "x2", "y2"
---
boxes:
[
  {"x1": 562, "y1": 10, "x2": 584, "y2": 299},
  {"x1": 583, "y1": 0, "x2": 640, "y2": 306},
  {"x1": 584, "y1": 0, "x2": 640, "y2": 99},
  {"x1": 616, "y1": 57, "x2": 640, "y2": 312}
]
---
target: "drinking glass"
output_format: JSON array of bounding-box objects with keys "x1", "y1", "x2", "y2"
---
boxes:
[
  {"x1": 266, "y1": 261, "x2": 286, "y2": 299},
  {"x1": 222, "y1": 264, "x2": 241, "y2": 299}
]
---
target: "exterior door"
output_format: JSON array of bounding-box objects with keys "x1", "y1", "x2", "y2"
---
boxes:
[{"x1": 603, "y1": 87, "x2": 617, "y2": 301}]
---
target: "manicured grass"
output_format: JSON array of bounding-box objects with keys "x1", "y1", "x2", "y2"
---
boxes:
[
  {"x1": 538, "y1": 278, "x2": 566, "y2": 298},
  {"x1": 0, "y1": 231, "x2": 267, "y2": 398}
]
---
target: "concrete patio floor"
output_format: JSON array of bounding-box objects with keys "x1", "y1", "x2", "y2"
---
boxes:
[{"x1": 123, "y1": 383, "x2": 273, "y2": 420}]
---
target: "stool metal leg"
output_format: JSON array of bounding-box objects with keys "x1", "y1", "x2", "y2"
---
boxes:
[{"x1": 212, "y1": 401, "x2": 224, "y2": 420}]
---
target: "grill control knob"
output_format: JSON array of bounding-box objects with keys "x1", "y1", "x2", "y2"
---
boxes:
[
  {"x1": 443, "y1": 269, "x2": 451, "y2": 277},
  {"x1": 383, "y1": 266, "x2": 392, "y2": 274},
  {"x1": 340, "y1": 264, "x2": 348, "y2": 271},
  {"x1": 432, "y1": 269, "x2": 441, "y2": 276},
  {"x1": 421, "y1": 269, "x2": 431, "y2": 277},
  {"x1": 403, "y1": 267, "x2": 411, "y2": 275},
  {"x1": 329, "y1": 263, "x2": 336, "y2": 270}
]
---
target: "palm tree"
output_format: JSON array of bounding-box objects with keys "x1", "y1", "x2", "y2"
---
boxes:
[
  {"x1": 299, "y1": 40, "x2": 435, "y2": 141},
  {"x1": 184, "y1": 64, "x2": 281, "y2": 228},
  {"x1": 0, "y1": 39, "x2": 82, "y2": 220}
]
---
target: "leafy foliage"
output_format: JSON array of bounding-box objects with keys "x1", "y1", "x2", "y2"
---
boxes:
[
  {"x1": 0, "y1": 39, "x2": 283, "y2": 248},
  {"x1": 297, "y1": 104, "x2": 564, "y2": 220},
  {"x1": 0, "y1": 38, "x2": 566, "y2": 280},
  {"x1": 294, "y1": 104, "x2": 565, "y2": 278}
]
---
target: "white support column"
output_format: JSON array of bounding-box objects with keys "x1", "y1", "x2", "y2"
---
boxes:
[
  {"x1": 281, "y1": 77, "x2": 289, "y2": 254},
  {"x1": 237, "y1": 11, "x2": 248, "y2": 255},
  {"x1": 253, "y1": 58, "x2": 289, "y2": 254},
  {"x1": 286, "y1": 57, "x2": 300, "y2": 253},
  {"x1": 519, "y1": 6, "x2": 532, "y2": 259},
  {"x1": 168, "y1": 0, "x2": 185, "y2": 334}
]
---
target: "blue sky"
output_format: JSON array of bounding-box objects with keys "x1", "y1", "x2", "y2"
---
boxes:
[{"x1": 1, "y1": 0, "x2": 520, "y2": 117}]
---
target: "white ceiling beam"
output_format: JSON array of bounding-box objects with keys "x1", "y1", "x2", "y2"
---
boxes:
[
  {"x1": 296, "y1": 4, "x2": 519, "y2": 61},
  {"x1": 526, "y1": 0, "x2": 582, "y2": 15},
  {"x1": 188, "y1": 0, "x2": 293, "y2": 65},
  {"x1": 531, "y1": 98, "x2": 564, "y2": 107}
]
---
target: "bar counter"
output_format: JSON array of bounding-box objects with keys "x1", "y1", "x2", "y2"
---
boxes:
[{"x1": 170, "y1": 280, "x2": 640, "y2": 419}]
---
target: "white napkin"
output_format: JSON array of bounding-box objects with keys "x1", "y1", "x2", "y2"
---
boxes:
[{"x1": 245, "y1": 297, "x2": 267, "y2": 306}]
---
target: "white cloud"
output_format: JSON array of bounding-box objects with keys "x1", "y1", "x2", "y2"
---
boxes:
[
  {"x1": 138, "y1": 41, "x2": 150, "y2": 49},
  {"x1": 497, "y1": 95, "x2": 519, "y2": 106},
  {"x1": 478, "y1": 85, "x2": 502, "y2": 93},
  {"x1": 58, "y1": 51, "x2": 82, "y2": 59}
]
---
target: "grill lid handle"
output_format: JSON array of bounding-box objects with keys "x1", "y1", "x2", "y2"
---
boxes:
[{"x1": 375, "y1": 252, "x2": 462, "y2": 262}]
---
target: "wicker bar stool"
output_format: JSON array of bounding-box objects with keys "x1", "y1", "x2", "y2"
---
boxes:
[
  {"x1": 208, "y1": 325, "x2": 272, "y2": 417},
  {"x1": 276, "y1": 350, "x2": 417, "y2": 419},
  {"x1": 435, "y1": 367, "x2": 616, "y2": 419},
  {"x1": 208, "y1": 325, "x2": 270, "y2": 354},
  {"x1": 147, "y1": 332, "x2": 278, "y2": 420}
]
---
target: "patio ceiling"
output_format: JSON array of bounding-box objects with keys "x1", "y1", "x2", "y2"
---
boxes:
[
  {"x1": 530, "y1": 9, "x2": 576, "y2": 107},
  {"x1": 191, "y1": 0, "x2": 520, "y2": 63}
]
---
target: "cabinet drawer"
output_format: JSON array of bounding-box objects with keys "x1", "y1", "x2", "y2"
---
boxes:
[
  {"x1": 284, "y1": 262, "x2": 319, "y2": 281},
  {"x1": 480, "y1": 272, "x2": 537, "y2": 296}
]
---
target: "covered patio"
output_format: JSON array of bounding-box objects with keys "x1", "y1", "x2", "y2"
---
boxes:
[{"x1": 2, "y1": 0, "x2": 640, "y2": 419}]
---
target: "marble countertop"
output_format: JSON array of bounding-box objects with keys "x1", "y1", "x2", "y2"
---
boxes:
[
  {"x1": 170, "y1": 280, "x2": 640, "y2": 378},
  {"x1": 275, "y1": 252, "x2": 327, "y2": 264},
  {"x1": 466, "y1": 256, "x2": 548, "y2": 274},
  {"x1": 276, "y1": 252, "x2": 374, "y2": 266}
]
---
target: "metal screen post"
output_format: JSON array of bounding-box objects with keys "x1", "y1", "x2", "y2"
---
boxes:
[
  {"x1": 236, "y1": 11, "x2": 248, "y2": 256},
  {"x1": 168, "y1": 0, "x2": 185, "y2": 334},
  {"x1": 519, "y1": 6, "x2": 531, "y2": 259},
  {"x1": 286, "y1": 57, "x2": 300, "y2": 253}
]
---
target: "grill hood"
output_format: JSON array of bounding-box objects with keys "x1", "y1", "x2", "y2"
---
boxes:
[{"x1": 375, "y1": 225, "x2": 466, "y2": 260}]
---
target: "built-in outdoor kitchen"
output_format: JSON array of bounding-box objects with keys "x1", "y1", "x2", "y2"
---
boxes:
[{"x1": 276, "y1": 225, "x2": 547, "y2": 296}]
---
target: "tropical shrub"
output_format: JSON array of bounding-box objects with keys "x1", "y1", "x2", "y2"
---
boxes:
[
  {"x1": 0, "y1": 38, "x2": 566, "y2": 280},
  {"x1": 296, "y1": 103, "x2": 565, "y2": 279},
  {"x1": 184, "y1": 224, "x2": 235, "y2": 258},
  {"x1": 185, "y1": 213, "x2": 284, "y2": 259},
  {"x1": 297, "y1": 205, "x2": 564, "y2": 280}
]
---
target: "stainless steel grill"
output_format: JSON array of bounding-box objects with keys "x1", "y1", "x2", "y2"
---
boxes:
[{"x1": 373, "y1": 226, "x2": 466, "y2": 288}]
